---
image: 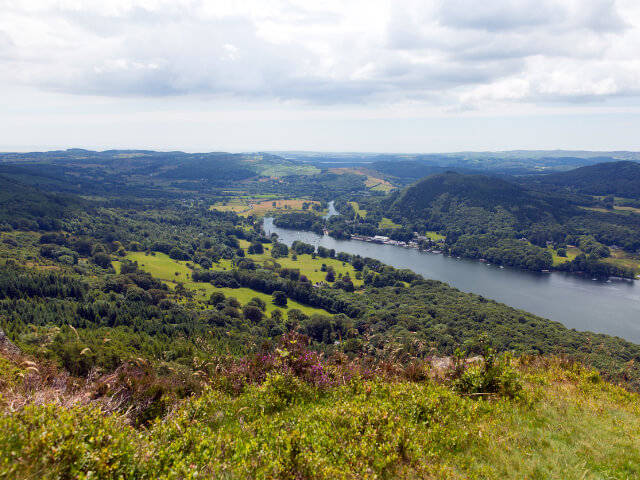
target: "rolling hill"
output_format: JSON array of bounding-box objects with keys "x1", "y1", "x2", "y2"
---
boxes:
[
  {"x1": 525, "y1": 161, "x2": 640, "y2": 199},
  {"x1": 389, "y1": 172, "x2": 575, "y2": 225}
]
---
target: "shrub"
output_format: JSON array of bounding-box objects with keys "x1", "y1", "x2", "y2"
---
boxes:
[{"x1": 453, "y1": 349, "x2": 524, "y2": 400}]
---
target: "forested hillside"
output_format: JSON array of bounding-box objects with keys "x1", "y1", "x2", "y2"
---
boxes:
[
  {"x1": 525, "y1": 161, "x2": 640, "y2": 199},
  {"x1": 322, "y1": 167, "x2": 640, "y2": 276}
]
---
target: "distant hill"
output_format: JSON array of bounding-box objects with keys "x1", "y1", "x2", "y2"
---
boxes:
[
  {"x1": 275, "y1": 150, "x2": 640, "y2": 174},
  {"x1": 389, "y1": 172, "x2": 574, "y2": 225},
  {"x1": 524, "y1": 161, "x2": 640, "y2": 199},
  {"x1": 369, "y1": 161, "x2": 452, "y2": 184},
  {"x1": 0, "y1": 149, "x2": 321, "y2": 188},
  {"x1": 0, "y1": 174, "x2": 83, "y2": 230}
]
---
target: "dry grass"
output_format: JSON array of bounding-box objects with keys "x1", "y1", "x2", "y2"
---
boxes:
[{"x1": 240, "y1": 199, "x2": 321, "y2": 217}]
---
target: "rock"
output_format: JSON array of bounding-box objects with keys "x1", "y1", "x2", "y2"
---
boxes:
[{"x1": 0, "y1": 327, "x2": 20, "y2": 355}]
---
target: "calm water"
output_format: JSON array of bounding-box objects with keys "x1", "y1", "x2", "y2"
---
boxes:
[{"x1": 264, "y1": 217, "x2": 640, "y2": 344}]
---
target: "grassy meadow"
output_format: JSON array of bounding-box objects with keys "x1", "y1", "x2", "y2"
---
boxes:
[
  {"x1": 349, "y1": 201, "x2": 367, "y2": 218},
  {"x1": 378, "y1": 217, "x2": 402, "y2": 229},
  {"x1": 425, "y1": 231, "x2": 446, "y2": 241},
  {"x1": 210, "y1": 198, "x2": 323, "y2": 217},
  {"x1": 118, "y1": 247, "x2": 354, "y2": 317}
]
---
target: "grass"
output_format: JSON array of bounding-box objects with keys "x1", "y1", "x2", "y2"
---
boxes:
[
  {"x1": 210, "y1": 198, "x2": 323, "y2": 217},
  {"x1": 185, "y1": 283, "x2": 326, "y2": 316},
  {"x1": 365, "y1": 176, "x2": 395, "y2": 192},
  {"x1": 378, "y1": 217, "x2": 402, "y2": 229},
  {"x1": 248, "y1": 249, "x2": 364, "y2": 287},
  {"x1": 3, "y1": 357, "x2": 639, "y2": 479},
  {"x1": 329, "y1": 167, "x2": 395, "y2": 193},
  {"x1": 547, "y1": 246, "x2": 580, "y2": 266},
  {"x1": 459, "y1": 364, "x2": 640, "y2": 478},
  {"x1": 119, "y1": 251, "x2": 333, "y2": 316},
  {"x1": 209, "y1": 198, "x2": 250, "y2": 213},
  {"x1": 348, "y1": 201, "x2": 367, "y2": 218},
  {"x1": 579, "y1": 205, "x2": 637, "y2": 216},
  {"x1": 254, "y1": 163, "x2": 320, "y2": 178},
  {"x1": 242, "y1": 199, "x2": 322, "y2": 217},
  {"x1": 121, "y1": 252, "x2": 198, "y2": 279},
  {"x1": 426, "y1": 231, "x2": 446, "y2": 241},
  {"x1": 602, "y1": 249, "x2": 640, "y2": 276},
  {"x1": 614, "y1": 205, "x2": 640, "y2": 214}
]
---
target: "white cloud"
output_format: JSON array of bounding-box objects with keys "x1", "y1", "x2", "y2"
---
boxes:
[{"x1": 0, "y1": 0, "x2": 639, "y2": 114}]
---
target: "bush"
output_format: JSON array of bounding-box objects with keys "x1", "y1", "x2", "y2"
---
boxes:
[
  {"x1": 272, "y1": 290, "x2": 287, "y2": 307},
  {"x1": 453, "y1": 349, "x2": 524, "y2": 400},
  {"x1": 92, "y1": 252, "x2": 112, "y2": 269}
]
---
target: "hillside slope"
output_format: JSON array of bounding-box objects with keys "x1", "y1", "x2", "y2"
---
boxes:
[
  {"x1": 0, "y1": 175, "x2": 83, "y2": 230},
  {"x1": 1, "y1": 342, "x2": 638, "y2": 480},
  {"x1": 390, "y1": 171, "x2": 575, "y2": 226},
  {"x1": 526, "y1": 161, "x2": 640, "y2": 199}
]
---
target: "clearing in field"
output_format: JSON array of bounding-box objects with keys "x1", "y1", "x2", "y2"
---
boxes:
[
  {"x1": 602, "y1": 249, "x2": 640, "y2": 275},
  {"x1": 378, "y1": 217, "x2": 402, "y2": 229},
  {"x1": 613, "y1": 205, "x2": 640, "y2": 214},
  {"x1": 329, "y1": 167, "x2": 395, "y2": 193},
  {"x1": 579, "y1": 205, "x2": 638, "y2": 216},
  {"x1": 425, "y1": 231, "x2": 445, "y2": 241},
  {"x1": 246, "y1": 248, "x2": 364, "y2": 287},
  {"x1": 118, "y1": 252, "x2": 332, "y2": 316},
  {"x1": 210, "y1": 198, "x2": 322, "y2": 217},
  {"x1": 349, "y1": 201, "x2": 367, "y2": 218},
  {"x1": 243, "y1": 199, "x2": 322, "y2": 217},
  {"x1": 547, "y1": 246, "x2": 580, "y2": 266}
]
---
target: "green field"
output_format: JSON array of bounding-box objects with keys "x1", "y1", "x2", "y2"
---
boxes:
[
  {"x1": 248, "y1": 249, "x2": 364, "y2": 287},
  {"x1": 119, "y1": 251, "x2": 334, "y2": 316},
  {"x1": 349, "y1": 201, "x2": 367, "y2": 218},
  {"x1": 602, "y1": 250, "x2": 640, "y2": 276},
  {"x1": 254, "y1": 163, "x2": 320, "y2": 177},
  {"x1": 370, "y1": 181, "x2": 395, "y2": 192},
  {"x1": 378, "y1": 217, "x2": 402, "y2": 229},
  {"x1": 426, "y1": 231, "x2": 446, "y2": 241},
  {"x1": 184, "y1": 283, "x2": 327, "y2": 316},
  {"x1": 547, "y1": 246, "x2": 580, "y2": 266},
  {"x1": 210, "y1": 197, "x2": 322, "y2": 217},
  {"x1": 209, "y1": 198, "x2": 250, "y2": 213}
]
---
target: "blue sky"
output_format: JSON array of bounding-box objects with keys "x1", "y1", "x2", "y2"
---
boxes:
[{"x1": 1, "y1": 0, "x2": 640, "y2": 152}]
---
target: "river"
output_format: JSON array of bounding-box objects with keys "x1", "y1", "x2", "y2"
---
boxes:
[{"x1": 264, "y1": 214, "x2": 640, "y2": 344}]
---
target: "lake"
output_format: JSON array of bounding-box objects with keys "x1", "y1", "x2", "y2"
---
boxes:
[{"x1": 263, "y1": 216, "x2": 640, "y2": 344}]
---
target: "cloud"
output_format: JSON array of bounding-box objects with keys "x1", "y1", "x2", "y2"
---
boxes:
[{"x1": 0, "y1": 0, "x2": 638, "y2": 110}]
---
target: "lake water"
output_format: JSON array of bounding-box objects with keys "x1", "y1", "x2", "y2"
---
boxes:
[{"x1": 263, "y1": 216, "x2": 640, "y2": 344}]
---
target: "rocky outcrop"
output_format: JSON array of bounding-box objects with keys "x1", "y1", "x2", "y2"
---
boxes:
[{"x1": 0, "y1": 327, "x2": 20, "y2": 355}]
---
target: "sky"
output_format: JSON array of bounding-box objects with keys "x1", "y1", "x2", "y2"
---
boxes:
[{"x1": 1, "y1": 0, "x2": 640, "y2": 153}]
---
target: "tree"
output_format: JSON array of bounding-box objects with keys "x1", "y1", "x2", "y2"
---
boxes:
[
  {"x1": 272, "y1": 290, "x2": 288, "y2": 307},
  {"x1": 92, "y1": 252, "x2": 112, "y2": 269},
  {"x1": 243, "y1": 305, "x2": 264, "y2": 323},
  {"x1": 352, "y1": 257, "x2": 365, "y2": 271},
  {"x1": 169, "y1": 247, "x2": 187, "y2": 260},
  {"x1": 249, "y1": 242, "x2": 264, "y2": 254},
  {"x1": 250, "y1": 297, "x2": 267, "y2": 311},
  {"x1": 208, "y1": 291, "x2": 225, "y2": 305},
  {"x1": 325, "y1": 269, "x2": 336, "y2": 282}
]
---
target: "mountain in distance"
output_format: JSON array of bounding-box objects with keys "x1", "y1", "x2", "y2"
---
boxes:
[
  {"x1": 0, "y1": 149, "x2": 322, "y2": 190},
  {"x1": 523, "y1": 161, "x2": 640, "y2": 200},
  {"x1": 388, "y1": 171, "x2": 576, "y2": 225},
  {"x1": 272, "y1": 150, "x2": 640, "y2": 175}
]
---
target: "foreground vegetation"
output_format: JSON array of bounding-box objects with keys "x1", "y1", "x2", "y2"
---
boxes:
[{"x1": 1, "y1": 334, "x2": 638, "y2": 479}]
